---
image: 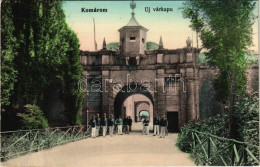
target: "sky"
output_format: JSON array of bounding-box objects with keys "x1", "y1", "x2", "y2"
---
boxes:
[{"x1": 62, "y1": 1, "x2": 259, "y2": 53}]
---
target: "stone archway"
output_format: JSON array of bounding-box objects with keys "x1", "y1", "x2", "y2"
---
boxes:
[
  {"x1": 114, "y1": 84, "x2": 154, "y2": 118},
  {"x1": 114, "y1": 84, "x2": 154, "y2": 131}
]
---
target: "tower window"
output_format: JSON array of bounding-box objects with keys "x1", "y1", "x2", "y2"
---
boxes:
[
  {"x1": 142, "y1": 38, "x2": 145, "y2": 43},
  {"x1": 130, "y1": 37, "x2": 136, "y2": 42}
]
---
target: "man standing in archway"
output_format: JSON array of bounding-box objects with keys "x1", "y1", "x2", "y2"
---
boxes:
[
  {"x1": 96, "y1": 113, "x2": 101, "y2": 137},
  {"x1": 116, "y1": 116, "x2": 123, "y2": 135},
  {"x1": 89, "y1": 115, "x2": 96, "y2": 138},
  {"x1": 108, "y1": 114, "x2": 115, "y2": 136},
  {"x1": 153, "y1": 114, "x2": 160, "y2": 136},
  {"x1": 101, "y1": 113, "x2": 108, "y2": 137},
  {"x1": 160, "y1": 114, "x2": 168, "y2": 138},
  {"x1": 127, "y1": 116, "x2": 132, "y2": 132},
  {"x1": 142, "y1": 116, "x2": 150, "y2": 135},
  {"x1": 123, "y1": 116, "x2": 129, "y2": 134}
]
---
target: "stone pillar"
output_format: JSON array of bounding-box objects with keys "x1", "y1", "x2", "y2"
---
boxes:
[
  {"x1": 186, "y1": 53, "x2": 193, "y2": 63},
  {"x1": 180, "y1": 50, "x2": 185, "y2": 63},
  {"x1": 102, "y1": 70, "x2": 110, "y2": 114},
  {"x1": 156, "y1": 69, "x2": 166, "y2": 116},
  {"x1": 194, "y1": 67, "x2": 200, "y2": 120},
  {"x1": 186, "y1": 67, "x2": 196, "y2": 121},
  {"x1": 125, "y1": 56, "x2": 129, "y2": 65},
  {"x1": 102, "y1": 55, "x2": 110, "y2": 65},
  {"x1": 136, "y1": 56, "x2": 140, "y2": 65},
  {"x1": 179, "y1": 68, "x2": 187, "y2": 126},
  {"x1": 108, "y1": 79, "x2": 115, "y2": 116},
  {"x1": 81, "y1": 55, "x2": 87, "y2": 65},
  {"x1": 186, "y1": 80, "x2": 196, "y2": 120},
  {"x1": 157, "y1": 54, "x2": 164, "y2": 64}
]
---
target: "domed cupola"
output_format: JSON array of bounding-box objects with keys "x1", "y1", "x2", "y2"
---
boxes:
[{"x1": 118, "y1": 0, "x2": 148, "y2": 59}]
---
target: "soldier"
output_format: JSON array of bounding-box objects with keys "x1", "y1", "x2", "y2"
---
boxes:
[
  {"x1": 159, "y1": 114, "x2": 168, "y2": 138},
  {"x1": 101, "y1": 113, "x2": 108, "y2": 137},
  {"x1": 142, "y1": 116, "x2": 150, "y2": 135},
  {"x1": 153, "y1": 114, "x2": 160, "y2": 136},
  {"x1": 108, "y1": 114, "x2": 115, "y2": 136},
  {"x1": 89, "y1": 115, "x2": 96, "y2": 138},
  {"x1": 128, "y1": 116, "x2": 133, "y2": 132},
  {"x1": 123, "y1": 116, "x2": 129, "y2": 134},
  {"x1": 95, "y1": 113, "x2": 101, "y2": 137},
  {"x1": 116, "y1": 116, "x2": 123, "y2": 135}
]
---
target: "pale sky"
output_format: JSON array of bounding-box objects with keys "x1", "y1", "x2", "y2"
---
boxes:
[{"x1": 62, "y1": 1, "x2": 259, "y2": 53}]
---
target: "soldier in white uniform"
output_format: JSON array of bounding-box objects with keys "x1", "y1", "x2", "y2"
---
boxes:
[
  {"x1": 108, "y1": 114, "x2": 115, "y2": 136},
  {"x1": 160, "y1": 114, "x2": 168, "y2": 138},
  {"x1": 142, "y1": 116, "x2": 150, "y2": 135},
  {"x1": 101, "y1": 113, "x2": 108, "y2": 137},
  {"x1": 89, "y1": 115, "x2": 96, "y2": 138},
  {"x1": 153, "y1": 114, "x2": 160, "y2": 136}
]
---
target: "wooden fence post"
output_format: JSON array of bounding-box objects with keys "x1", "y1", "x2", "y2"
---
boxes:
[
  {"x1": 231, "y1": 142, "x2": 235, "y2": 165},
  {"x1": 208, "y1": 137, "x2": 211, "y2": 160},
  {"x1": 192, "y1": 132, "x2": 195, "y2": 153},
  {"x1": 37, "y1": 132, "x2": 39, "y2": 152},
  {"x1": 243, "y1": 145, "x2": 248, "y2": 165}
]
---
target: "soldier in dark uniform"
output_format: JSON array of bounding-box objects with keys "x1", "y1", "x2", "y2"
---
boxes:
[
  {"x1": 127, "y1": 116, "x2": 133, "y2": 132},
  {"x1": 153, "y1": 114, "x2": 160, "y2": 136},
  {"x1": 123, "y1": 116, "x2": 129, "y2": 134},
  {"x1": 101, "y1": 113, "x2": 108, "y2": 137},
  {"x1": 159, "y1": 114, "x2": 168, "y2": 138},
  {"x1": 142, "y1": 116, "x2": 150, "y2": 135},
  {"x1": 95, "y1": 113, "x2": 101, "y2": 137},
  {"x1": 89, "y1": 115, "x2": 96, "y2": 138},
  {"x1": 108, "y1": 114, "x2": 115, "y2": 136}
]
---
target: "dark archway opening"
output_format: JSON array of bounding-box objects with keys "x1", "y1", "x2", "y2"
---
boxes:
[
  {"x1": 114, "y1": 84, "x2": 154, "y2": 119},
  {"x1": 199, "y1": 78, "x2": 220, "y2": 119}
]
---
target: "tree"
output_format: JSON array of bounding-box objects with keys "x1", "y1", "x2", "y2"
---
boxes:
[
  {"x1": 146, "y1": 42, "x2": 158, "y2": 50},
  {"x1": 1, "y1": 1, "x2": 18, "y2": 107},
  {"x1": 107, "y1": 42, "x2": 119, "y2": 51},
  {"x1": 183, "y1": 0, "x2": 256, "y2": 137},
  {"x1": 1, "y1": 0, "x2": 84, "y2": 128}
]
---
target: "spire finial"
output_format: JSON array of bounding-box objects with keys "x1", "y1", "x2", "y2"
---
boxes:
[
  {"x1": 102, "y1": 37, "x2": 107, "y2": 50},
  {"x1": 159, "y1": 36, "x2": 164, "y2": 49},
  {"x1": 130, "y1": 0, "x2": 136, "y2": 16}
]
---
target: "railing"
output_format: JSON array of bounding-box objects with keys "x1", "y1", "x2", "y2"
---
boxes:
[
  {"x1": 1, "y1": 125, "x2": 91, "y2": 161},
  {"x1": 180, "y1": 127, "x2": 259, "y2": 166}
]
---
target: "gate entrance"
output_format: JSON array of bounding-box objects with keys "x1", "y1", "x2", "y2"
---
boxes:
[
  {"x1": 114, "y1": 85, "x2": 154, "y2": 131},
  {"x1": 167, "y1": 112, "x2": 179, "y2": 132}
]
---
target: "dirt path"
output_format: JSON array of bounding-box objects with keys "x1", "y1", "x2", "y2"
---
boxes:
[{"x1": 2, "y1": 133, "x2": 194, "y2": 167}]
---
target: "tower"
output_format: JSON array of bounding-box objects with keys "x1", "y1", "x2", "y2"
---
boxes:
[{"x1": 118, "y1": 0, "x2": 148, "y2": 59}]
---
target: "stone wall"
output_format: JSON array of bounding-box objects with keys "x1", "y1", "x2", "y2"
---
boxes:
[{"x1": 79, "y1": 49, "x2": 259, "y2": 128}]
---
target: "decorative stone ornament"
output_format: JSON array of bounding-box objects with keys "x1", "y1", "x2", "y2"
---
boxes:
[
  {"x1": 126, "y1": 56, "x2": 130, "y2": 65},
  {"x1": 186, "y1": 37, "x2": 192, "y2": 47}
]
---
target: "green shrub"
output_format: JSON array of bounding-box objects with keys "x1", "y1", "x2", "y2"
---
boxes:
[
  {"x1": 176, "y1": 94, "x2": 259, "y2": 166},
  {"x1": 176, "y1": 113, "x2": 229, "y2": 153},
  {"x1": 17, "y1": 104, "x2": 49, "y2": 129},
  {"x1": 197, "y1": 54, "x2": 209, "y2": 65},
  {"x1": 233, "y1": 94, "x2": 259, "y2": 165}
]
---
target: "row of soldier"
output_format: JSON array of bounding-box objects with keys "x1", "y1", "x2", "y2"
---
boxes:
[
  {"x1": 89, "y1": 113, "x2": 168, "y2": 138},
  {"x1": 142, "y1": 114, "x2": 168, "y2": 138},
  {"x1": 89, "y1": 113, "x2": 132, "y2": 138}
]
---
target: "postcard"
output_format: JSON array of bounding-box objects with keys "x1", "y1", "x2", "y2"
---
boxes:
[{"x1": 1, "y1": 0, "x2": 259, "y2": 166}]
